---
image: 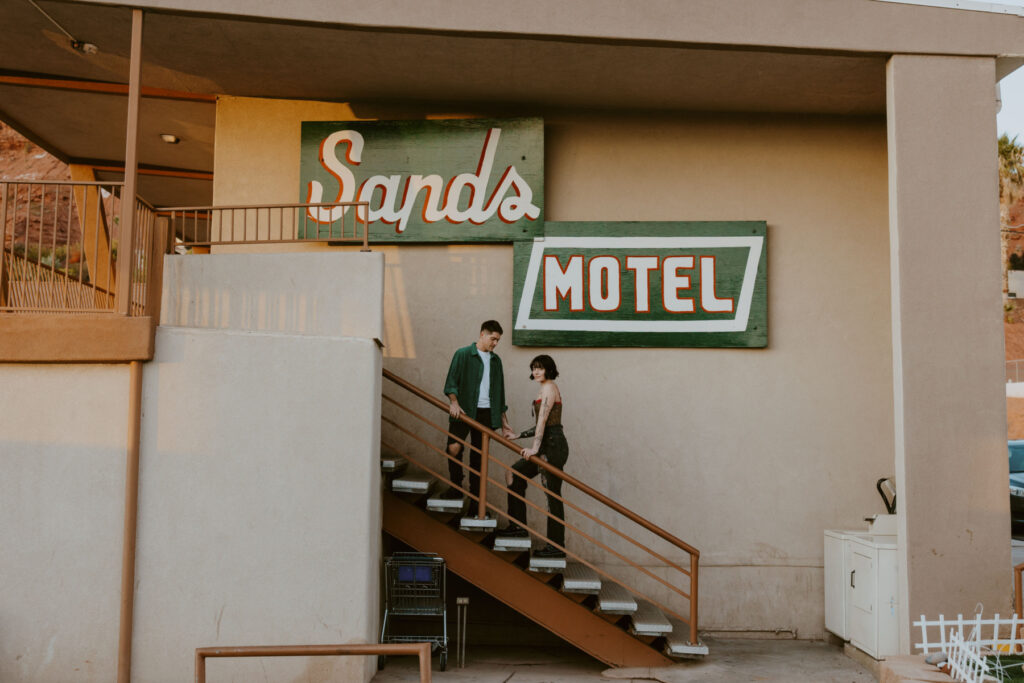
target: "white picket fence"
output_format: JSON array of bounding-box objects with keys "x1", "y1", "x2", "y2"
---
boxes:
[
  {"x1": 914, "y1": 613, "x2": 1024, "y2": 683},
  {"x1": 915, "y1": 613, "x2": 1024, "y2": 654}
]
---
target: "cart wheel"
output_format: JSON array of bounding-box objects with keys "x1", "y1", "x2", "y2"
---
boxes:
[
  {"x1": 377, "y1": 655, "x2": 387, "y2": 671},
  {"x1": 439, "y1": 651, "x2": 447, "y2": 671}
]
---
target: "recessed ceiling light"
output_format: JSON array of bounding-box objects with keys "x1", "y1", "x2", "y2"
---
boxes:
[
  {"x1": 160, "y1": 134, "x2": 181, "y2": 144},
  {"x1": 71, "y1": 40, "x2": 98, "y2": 55}
]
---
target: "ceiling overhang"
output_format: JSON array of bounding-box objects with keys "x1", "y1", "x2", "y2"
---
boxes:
[{"x1": 9, "y1": 0, "x2": 1012, "y2": 207}]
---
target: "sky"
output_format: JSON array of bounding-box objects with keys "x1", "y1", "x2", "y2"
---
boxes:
[
  {"x1": 901, "y1": 0, "x2": 1024, "y2": 139},
  {"x1": 987, "y1": 1, "x2": 1024, "y2": 139},
  {"x1": 1002, "y1": 66, "x2": 1024, "y2": 141}
]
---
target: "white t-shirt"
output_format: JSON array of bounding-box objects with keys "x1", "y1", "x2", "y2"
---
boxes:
[{"x1": 477, "y1": 348, "x2": 491, "y2": 409}]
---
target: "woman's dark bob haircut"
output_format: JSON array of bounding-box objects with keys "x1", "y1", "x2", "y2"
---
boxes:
[{"x1": 529, "y1": 354, "x2": 559, "y2": 380}]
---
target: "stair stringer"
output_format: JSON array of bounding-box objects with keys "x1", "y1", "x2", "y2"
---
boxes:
[{"x1": 382, "y1": 491, "x2": 673, "y2": 668}]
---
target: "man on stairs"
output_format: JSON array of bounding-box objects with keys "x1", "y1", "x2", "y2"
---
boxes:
[{"x1": 442, "y1": 320, "x2": 517, "y2": 515}]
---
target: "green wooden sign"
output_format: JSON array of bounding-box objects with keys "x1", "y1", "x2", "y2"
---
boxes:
[
  {"x1": 512, "y1": 222, "x2": 768, "y2": 347},
  {"x1": 299, "y1": 118, "x2": 543, "y2": 242}
]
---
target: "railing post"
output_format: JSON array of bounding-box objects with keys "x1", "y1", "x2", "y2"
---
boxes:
[
  {"x1": 478, "y1": 433, "x2": 489, "y2": 519},
  {"x1": 146, "y1": 217, "x2": 169, "y2": 320},
  {"x1": 115, "y1": 9, "x2": 143, "y2": 315},
  {"x1": 417, "y1": 641, "x2": 430, "y2": 683},
  {"x1": 0, "y1": 182, "x2": 8, "y2": 307},
  {"x1": 690, "y1": 553, "x2": 699, "y2": 645}
]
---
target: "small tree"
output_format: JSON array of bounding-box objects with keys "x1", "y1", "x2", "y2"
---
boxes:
[{"x1": 1000, "y1": 134, "x2": 1024, "y2": 293}]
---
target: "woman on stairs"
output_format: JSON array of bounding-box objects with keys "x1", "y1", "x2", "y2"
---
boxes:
[{"x1": 504, "y1": 354, "x2": 569, "y2": 559}]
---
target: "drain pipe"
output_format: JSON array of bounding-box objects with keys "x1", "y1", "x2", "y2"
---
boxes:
[
  {"x1": 116, "y1": 9, "x2": 144, "y2": 682},
  {"x1": 117, "y1": 360, "x2": 144, "y2": 683}
]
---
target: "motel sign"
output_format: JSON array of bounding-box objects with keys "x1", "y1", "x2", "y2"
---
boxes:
[
  {"x1": 513, "y1": 222, "x2": 767, "y2": 347},
  {"x1": 299, "y1": 117, "x2": 544, "y2": 242}
]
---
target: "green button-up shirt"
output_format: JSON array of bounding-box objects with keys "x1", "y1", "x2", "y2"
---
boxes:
[{"x1": 443, "y1": 343, "x2": 507, "y2": 429}]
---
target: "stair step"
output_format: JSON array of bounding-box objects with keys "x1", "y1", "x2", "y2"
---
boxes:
[
  {"x1": 459, "y1": 515, "x2": 498, "y2": 531},
  {"x1": 425, "y1": 495, "x2": 466, "y2": 513},
  {"x1": 390, "y1": 472, "x2": 435, "y2": 495},
  {"x1": 380, "y1": 453, "x2": 407, "y2": 473},
  {"x1": 529, "y1": 553, "x2": 567, "y2": 573},
  {"x1": 493, "y1": 531, "x2": 532, "y2": 552},
  {"x1": 561, "y1": 563, "x2": 601, "y2": 594},
  {"x1": 665, "y1": 618, "x2": 708, "y2": 657},
  {"x1": 630, "y1": 602, "x2": 673, "y2": 637},
  {"x1": 598, "y1": 583, "x2": 638, "y2": 615}
]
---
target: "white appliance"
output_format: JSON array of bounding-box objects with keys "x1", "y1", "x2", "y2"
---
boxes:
[{"x1": 824, "y1": 528, "x2": 899, "y2": 659}]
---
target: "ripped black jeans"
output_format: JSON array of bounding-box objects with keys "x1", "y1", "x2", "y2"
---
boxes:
[{"x1": 507, "y1": 425, "x2": 569, "y2": 546}]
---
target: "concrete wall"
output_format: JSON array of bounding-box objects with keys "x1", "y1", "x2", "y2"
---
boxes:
[
  {"x1": 133, "y1": 327, "x2": 382, "y2": 683},
  {"x1": 131, "y1": 251, "x2": 385, "y2": 682},
  {"x1": 0, "y1": 251, "x2": 385, "y2": 682},
  {"x1": 0, "y1": 364, "x2": 130, "y2": 682},
  {"x1": 214, "y1": 96, "x2": 896, "y2": 639},
  {"x1": 161, "y1": 252, "x2": 383, "y2": 340}
]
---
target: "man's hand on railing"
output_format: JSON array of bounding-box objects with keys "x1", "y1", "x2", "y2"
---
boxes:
[
  {"x1": 448, "y1": 398, "x2": 464, "y2": 419},
  {"x1": 501, "y1": 425, "x2": 517, "y2": 440}
]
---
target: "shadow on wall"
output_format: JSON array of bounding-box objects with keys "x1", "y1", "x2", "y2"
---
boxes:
[{"x1": 160, "y1": 253, "x2": 383, "y2": 341}]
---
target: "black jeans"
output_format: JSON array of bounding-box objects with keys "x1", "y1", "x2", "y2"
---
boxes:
[
  {"x1": 446, "y1": 408, "x2": 490, "y2": 505},
  {"x1": 508, "y1": 425, "x2": 569, "y2": 546}
]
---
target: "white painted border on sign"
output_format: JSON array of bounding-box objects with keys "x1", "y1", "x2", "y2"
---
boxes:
[{"x1": 514, "y1": 236, "x2": 764, "y2": 333}]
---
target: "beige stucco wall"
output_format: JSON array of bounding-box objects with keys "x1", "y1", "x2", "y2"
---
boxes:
[
  {"x1": 132, "y1": 326, "x2": 382, "y2": 683},
  {"x1": 0, "y1": 251, "x2": 385, "y2": 683},
  {"x1": 160, "y1": 252, "x2": 384, "y2": 340},
  {"x1": 127, "y1": 251, "x2": 385, "y2": 682},
  {"x1": 215, "y1": 96, "x2": 896, "y2": 639},
  {"x1": 0, "y1": 364, "x2": 130, "y2": 682}
]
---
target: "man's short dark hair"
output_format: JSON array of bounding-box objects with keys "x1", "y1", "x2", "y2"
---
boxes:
[{"x1": 480, "y1": 320, "x2": 503, "y2": 335}]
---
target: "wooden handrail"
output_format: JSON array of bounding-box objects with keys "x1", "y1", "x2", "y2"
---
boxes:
[
  {"x1": 195, "y1": 642, "x2": 431, "y2": 683},
  {"x1": 382, "y1": 368, "x2": 700, "y2": 558}
]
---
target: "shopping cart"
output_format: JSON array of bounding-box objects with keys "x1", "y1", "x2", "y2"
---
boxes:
[{"x1": 379, "y1": 552, "x2": 448, "y2": 671}]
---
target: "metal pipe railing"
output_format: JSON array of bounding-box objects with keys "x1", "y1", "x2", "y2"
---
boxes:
[
  {"x1": 0, "y1": 180, "x2": 160, "y2": 318},
  {"x1": 381, "y1": 434, "x2": 695, "y2": 624},
  {"x1": 380, "y1": 403, "x2": 697, "y2": 614},
  {"x1": 381, "y1": 368, "x2": 700, "y2": 645},
  {"x1": 159, "y1": 201, "x2": 371, "y2": 251},
  {"x1": 195, "y1": 642, "x2": 431, "y2": 683}
]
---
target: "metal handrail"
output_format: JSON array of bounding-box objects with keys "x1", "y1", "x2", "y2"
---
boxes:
[
  {"x1": 194, "y1": 642, "x2": 431, "y2": 683},
  {"x1": 381, "y1": 367, "x2": 700, "y2": 645},
  {"x1": 381, "y1": 394, "x2": 693, "y2": 578},
  {"x1": 159, "y1": 201, "x2": 370, "y2": 251},
  {"x1": 0, "y1": 180, "x2": 161, "y2": 316},
  {"x1": 379, "y1": 416, "x2": 695, "y2": 607}
]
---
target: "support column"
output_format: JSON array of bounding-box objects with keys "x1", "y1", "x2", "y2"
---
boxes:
[
  {"x1": 887, "y1": 55, "x2": 1010, "y2": 652},
  {"x1": 116, "y1": 9, "x2": 143, "y2": 315}
]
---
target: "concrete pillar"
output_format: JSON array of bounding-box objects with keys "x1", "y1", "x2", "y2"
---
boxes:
[{"x1": 886, "y1": 54, "x2": 1010, "y2": 651}]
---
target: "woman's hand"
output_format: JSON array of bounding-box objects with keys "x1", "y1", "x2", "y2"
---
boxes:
[{"x1": 521, "y1": 447, "x2": 539, "y2": 459}]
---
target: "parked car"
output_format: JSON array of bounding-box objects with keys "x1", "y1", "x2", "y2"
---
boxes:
[{"x1": 1010, "y1": 440, "x2": 1024, "y2": 532}]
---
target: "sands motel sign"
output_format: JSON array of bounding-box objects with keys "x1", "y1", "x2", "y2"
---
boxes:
[{"x1": 299, "y1": 118, "x2": 767, "y2": 348}]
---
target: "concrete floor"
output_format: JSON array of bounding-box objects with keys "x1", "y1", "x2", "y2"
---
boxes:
[{"x1": 370, "y1": 639, "x2": 876, "y2": 682}]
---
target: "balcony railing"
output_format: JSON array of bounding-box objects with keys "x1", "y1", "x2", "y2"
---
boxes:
[
  {"x1": 0, "y1": 180, "x2": 160, "y2": 316},
  {"x1": 0, "y1": 186, "x2": 370, "y2": 319},
  {"x1": 160, "y1": 201, "x2": 369, "y2": 251}
]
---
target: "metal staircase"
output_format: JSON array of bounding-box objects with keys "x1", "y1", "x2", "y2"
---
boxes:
[{"x1": 379, "y1": 369, "x2": 706, "y2": 668}]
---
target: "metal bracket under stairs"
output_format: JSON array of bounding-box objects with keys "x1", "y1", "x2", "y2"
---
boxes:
[{"x1": 382, "y1": 491, "x2": 674, "y2": 668}]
